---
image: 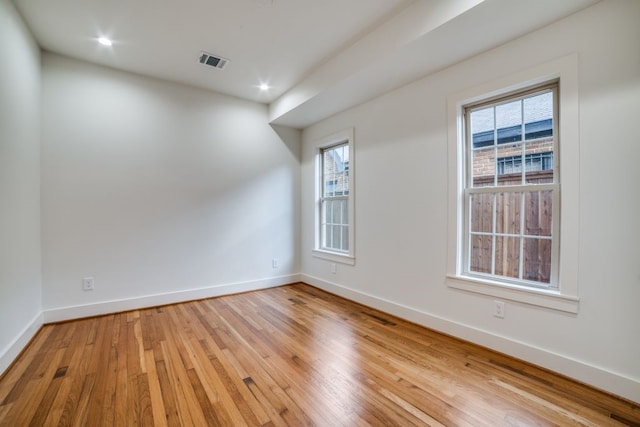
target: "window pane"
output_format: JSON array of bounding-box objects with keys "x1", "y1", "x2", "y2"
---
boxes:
[
  {"x1": 470, "y1": 193, "x2": 493, "y2": 233},
  {"x1": 496, "y1": 143, "x2": 523, "y2": 185},
  {"x1": 472, "y1": 147, "x2": 495, "y2": 187},
  {"x1": 321, "y1": 200, "x2": 327, "y2": 225},
  {"x1": 323, "y1": 151, "x2": 334, "y2": 197},
  {"x1": 323, "y1": 224, "x2": 332, "y2": 248},
  {"x1": 321, "y1": 201, "x2": 331, "y2": 249},
  {"x1": 332, "y1": 224, "x2": 341, "y2": 250},
  {"x1": 341, "y1": 225, "x2": 349, "y2": 251},
  {"x1": 524, "y1": 191, "x2": 552, "y2": 237},
  {"x1": 496, "y1": 192, "x2": 521, "y2": 235},
  {"x1": 331, "y1": 200, "x2": 341, "y2": 224},
  {"x1": 337, "y1": 144, "x2": 349, "y2": 195},
  {"x1": 524, "y1": 144, "x2": 554, "y2": 184},
  {"x1": 523, "y1": 91, "x2": 554, "y2": 183},
  {"x1": 524, "y1": 92, "x2": 553, "y2": 140},
  {"x1": 495, "y1": 236, "x2": 520, "y2": 279},
  {"x1": 470, "y1": 235, "x2": 492, "y2": 274},
  {"x1": 338, "y1": 144, "x2": 349, "y2": 169},
  {"x1": 523, "y1": 238, "x2": 551, "y2": 283},
  {"x1": 341, "y1": 200, "x2": 348, "y2": 226},
  {"x1": 496, "y1": 100, "x2": 522, "y2": 144},
  {"x1": 470, "y1": 107, "x2": 494, "y2": 148}
]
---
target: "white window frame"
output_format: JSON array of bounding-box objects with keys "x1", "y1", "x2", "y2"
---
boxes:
[
  {"x1": 446, "y1": 55, "x2": 580, "y2": 313},
  {"x1": 313, "y1": 128, "x2": 355, "y2": 265},
  {"x1": 464, "y1": 83, "x2": 559, "y2": 287}
]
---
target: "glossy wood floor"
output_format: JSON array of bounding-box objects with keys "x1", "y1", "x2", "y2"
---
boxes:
[{"x1": 0, "y1": 284, "x2": 638, "y2": 426}]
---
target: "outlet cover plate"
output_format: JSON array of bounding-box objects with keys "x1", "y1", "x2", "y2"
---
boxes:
[
  {"x1": 494, "y1": 300, "x2": 505, "y2": 318},
  {"x1": 82, "y1": 277, "x2": 95, "y2": 291}
]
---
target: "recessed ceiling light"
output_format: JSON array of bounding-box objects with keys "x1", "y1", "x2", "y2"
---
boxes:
[
  {"x1": 259, "y1": 83, "x2": 270, "y2": 91},
  {"x1": 97, "y1": 37, "x2": 113, "y2": 47}
]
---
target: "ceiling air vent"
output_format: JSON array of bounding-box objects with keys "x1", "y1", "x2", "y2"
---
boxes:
[{"x1": 198, "y1": 52, "x2": 229, "y2": 70}]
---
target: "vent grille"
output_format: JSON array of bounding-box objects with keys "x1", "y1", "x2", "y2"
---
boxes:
[{"x1": 198, "y1": 52, "x2": 229, "y2": 70}]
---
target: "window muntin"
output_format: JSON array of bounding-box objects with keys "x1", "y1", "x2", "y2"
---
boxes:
[
  {"x1": 320, "y1": 142, "x2": 350, "y2": 253},
  {"x1": 464, "y1": 84, "x2": 558, "y2": 288}
]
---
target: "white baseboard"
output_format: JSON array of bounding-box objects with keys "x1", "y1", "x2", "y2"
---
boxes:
[
  {"x1": 0, "y1": 312, "x2": 43, "y2": 376},
  {"x1": 300, "y1": 273, "x2": 640, "y2": 404},
  {"x1": 43, "y1": 274, "x2": 301, "y2": 324}
]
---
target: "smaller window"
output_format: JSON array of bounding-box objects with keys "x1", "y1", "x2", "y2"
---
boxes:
[
  {"x1": 314, "y1": 129, "x2": 355, "y2": 264},
  {"x1": 321, "y1": 143, "x2": 350, "y2": 253}
]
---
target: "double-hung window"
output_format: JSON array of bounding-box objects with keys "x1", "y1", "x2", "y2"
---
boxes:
[
  {"x1": 465, "y1": 84, "x2": 559, "y2": 286},
  {"x1": 446, "y1": 54, "x2": 580, "y2": 313},
  {"x1": 314, "y1": 129, "x2": 355, "y2": 264}
]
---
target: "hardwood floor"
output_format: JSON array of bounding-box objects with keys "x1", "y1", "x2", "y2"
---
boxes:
[{"x1": 0, "y1": 283, "x2": 638, "y2": 426}]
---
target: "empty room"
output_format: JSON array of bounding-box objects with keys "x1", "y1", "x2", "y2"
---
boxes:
[{"x1": 1, "y1": 0, "x2": 639, "y2": 425}]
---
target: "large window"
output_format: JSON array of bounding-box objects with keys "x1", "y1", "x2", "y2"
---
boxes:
[
  {"x1": 465, "y1": 84, "x2": 559, "y2": 287},
  {"x1": 446, "y1": 55, "x2": 580, "y2": 313},
  {"x1": 314, "y1": 129, "x2": 355, "y2": 264}
]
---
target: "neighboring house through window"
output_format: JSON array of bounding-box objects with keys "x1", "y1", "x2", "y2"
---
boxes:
[{"x1": 497, "y1": 152, "x2": 553, "y2": 175}]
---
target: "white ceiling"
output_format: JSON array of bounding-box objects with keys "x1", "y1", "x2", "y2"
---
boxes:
[
  {"x1": 13, "y1": 0, "x2": 410, "y2": 103},
  {"x1": 13, "y1": 0, "x2": 600, "y2": 128}
]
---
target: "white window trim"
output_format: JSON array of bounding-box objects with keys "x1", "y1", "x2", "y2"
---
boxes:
[
  {"x1": 313, "y1": 128, "x2": 355, "y2": 265},
  {"x1": 446, "y1": 54, "x2": 580, "y2": 313}
]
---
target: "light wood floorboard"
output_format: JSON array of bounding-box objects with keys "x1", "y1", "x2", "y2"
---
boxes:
[{"x1": 0, "y1": 283, "x2": 638, "y2": 426}]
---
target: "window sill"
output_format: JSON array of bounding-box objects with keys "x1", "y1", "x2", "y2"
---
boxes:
[
  {"x1": 446, "y1": 274, "x2": 579, "y2": 313},
  {"x1": 312, "y1": 249, "x2": 355, "y2": 266}
]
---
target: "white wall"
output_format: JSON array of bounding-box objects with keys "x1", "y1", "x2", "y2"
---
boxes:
[
  {"x1": 41, "y1": 54, "x2": 300, "y2": 320},
  {"x1": 0, "y1": 0, "x2": 43, "y2": 373},
  {"x1": 300, "y1": 0, "x2": 640, "y2": 402}
]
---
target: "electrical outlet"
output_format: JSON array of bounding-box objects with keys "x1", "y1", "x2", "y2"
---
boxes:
[
  {"x1": 494, "y1": 300, "x2": 505, "y2": 318},
  {"x1": 272, "y1": 258, "x2": 279, "y2": 269},
  {"x1": 330, "y1": 263, "x2": 337, "y2": 274},
  {"x1": 82, "y1": 277, "x2": 95, "y2": 291}
]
